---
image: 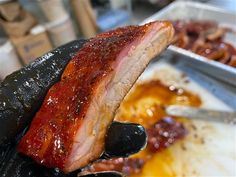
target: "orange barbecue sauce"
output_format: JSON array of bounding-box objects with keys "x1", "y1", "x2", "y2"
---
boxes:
[
  {"x1": 83, "y1": 80, "x2": 201, "y2": 177},
  {"x1": 116, "y1": 80, "x2": 201, "y2": 127},
  {"x1": 82, "y1": 80, "x2": 201, "y2": 177},
  {"x1": 115, "y1": 80, "x2": 201, "y2": 177}
]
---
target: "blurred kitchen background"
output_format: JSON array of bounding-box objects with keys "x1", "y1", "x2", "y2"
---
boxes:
[{"x1": 0, "y1": 0, "x2": 235, "y2": 80}]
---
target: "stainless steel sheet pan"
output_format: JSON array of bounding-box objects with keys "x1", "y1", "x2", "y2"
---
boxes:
[{"x1": 142, "y1": 1, "x2": 236, "y2": 86}]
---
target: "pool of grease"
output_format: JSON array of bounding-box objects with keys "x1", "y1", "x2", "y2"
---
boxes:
[
  {"x1": 115, "y1": 80, "x2": 201, "y2": 177},
  {"x1": 116, "y1": 80, "x2": 201, "y2": 127},
  {"x1": 84, "y1": 79, "x2": 202, "y2": 177}
]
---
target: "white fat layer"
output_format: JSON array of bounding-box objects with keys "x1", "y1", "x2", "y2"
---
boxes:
[{"x1": 66, "y1": 23, "x2": 174, "y2": 172}]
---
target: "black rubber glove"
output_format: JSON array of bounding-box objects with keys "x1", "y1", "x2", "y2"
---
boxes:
[
  {"x1": 0, "y1": 122, "x2": 146, "y2": 177},
  {"x1": 0, "y1": 40, "x2": 87, "y2": 145},
  {"x1": 0, "y1": 40, "x2": 147, "y2": 177}
]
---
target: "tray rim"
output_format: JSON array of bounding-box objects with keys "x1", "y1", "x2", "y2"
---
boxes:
[
  {"x1": 141, "y1": 1, "x2": 236, "y2": 25},
  {"x1": 140, "y1": 1, "x2": 236, "y2": 86}
]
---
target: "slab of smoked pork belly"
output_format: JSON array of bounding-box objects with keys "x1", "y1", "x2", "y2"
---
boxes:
[{"x1": 18, "y1": 21, "x2": 174, "y2": 173}]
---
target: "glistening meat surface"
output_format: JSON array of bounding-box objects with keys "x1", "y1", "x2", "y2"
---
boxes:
[{"x1": 18, "y1": 21, "x2": 174, "y2": 173}]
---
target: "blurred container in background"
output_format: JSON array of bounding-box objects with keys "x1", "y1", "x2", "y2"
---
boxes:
[
  {"x1": 96, "y1": 0, "x2": 132, "y2": 31},
  {"x1": 0, "y1": 1, "x2": 21, "y2": 22},
  {"x1": 0, "y1": 39, "x2": 22, "y2": 80},
  {"x1": 37, "y1": 0, "x2": 68, "y2": 21},
  {"x1": 37, "y1": 0, "x2": 77, "y2": 47},
  {"x1": 70, "y1": 0, "x2": 97, "y2": 38},
  {"x1": 10, "y1": 25, "x2": 52, "y2": 64},
  {"x1": 0, "y1": 10, "x2": 37, "y2": 37},
  {"x1": 20, "y1": 0, "x2": 77, "y2": 47},
  {"x1": 45, "y1": 14, "x2": 77, "y2": 47},
  {"x1": 0, "y1": 1, "x2": 37, "y2": 37}
]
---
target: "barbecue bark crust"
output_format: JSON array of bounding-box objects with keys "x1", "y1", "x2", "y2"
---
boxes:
[{"x1": 18, "y1": 21, "x2": 174, "y2": 173}]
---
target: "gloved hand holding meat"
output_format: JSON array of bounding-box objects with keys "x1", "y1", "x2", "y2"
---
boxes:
[{"x1": 0, "y1": 21, "x2": 174, "y2": 177}]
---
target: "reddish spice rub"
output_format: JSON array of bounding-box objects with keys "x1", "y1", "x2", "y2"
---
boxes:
[{"x1": 17, "y1": 22, "x2": 160, "y2": 170}]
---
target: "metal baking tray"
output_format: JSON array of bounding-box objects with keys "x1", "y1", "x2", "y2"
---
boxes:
[
  {"x1": 155, "y1": 57, "x2": 236, "y2": 111},
  {"x1": 141, "y1": 1, "x2": 236, "y2": 86},
  {"x1": 138, "y1": 59, "x2": 236, "y2": 176}
]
